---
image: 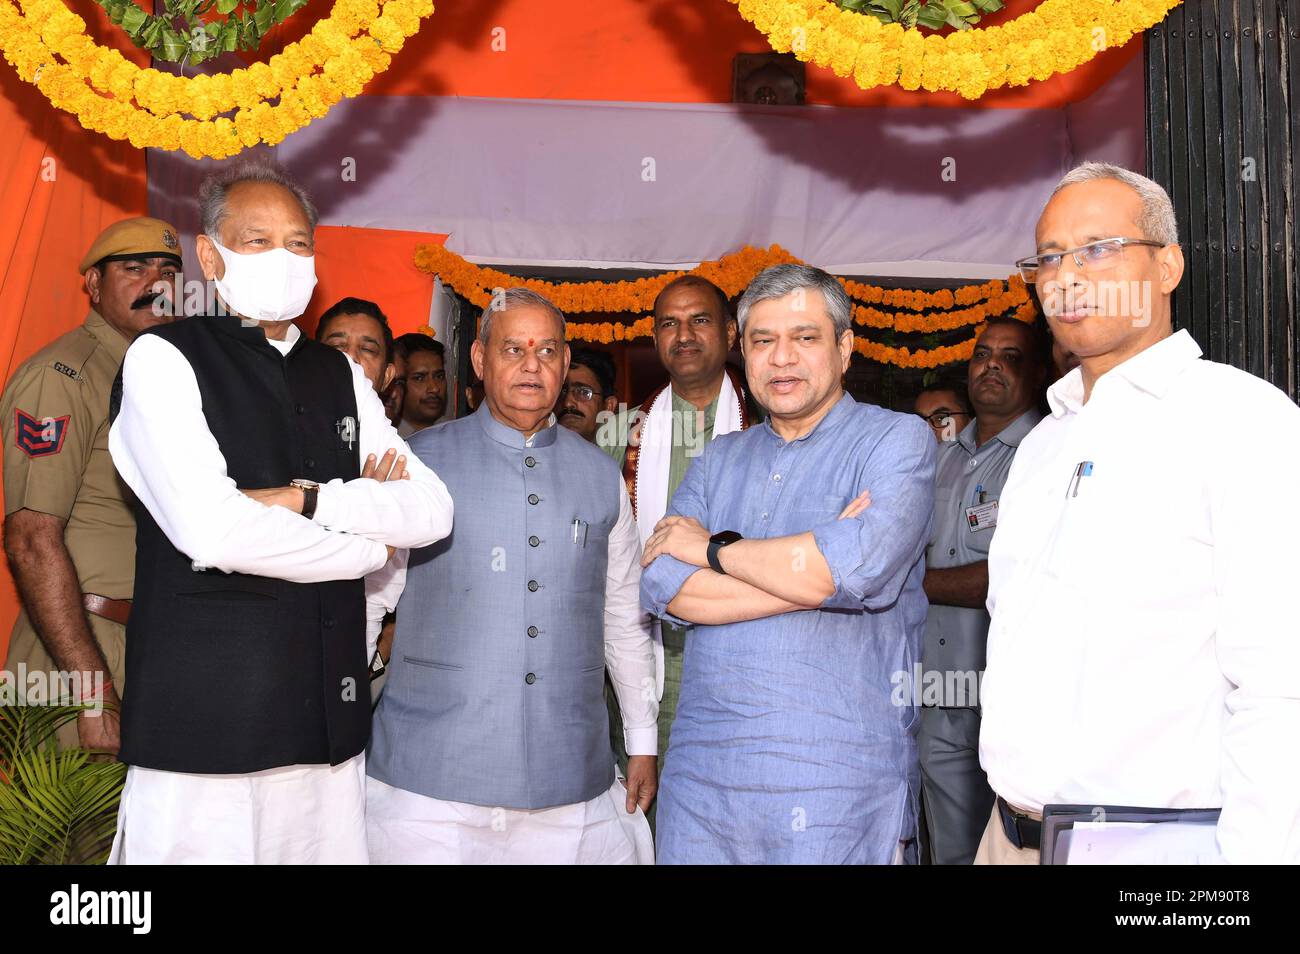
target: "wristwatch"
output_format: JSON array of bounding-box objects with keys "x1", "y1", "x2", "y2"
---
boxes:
[
  {"x1": 290, "y1": 478, "x2": 320, "y2": 520},
  {"x1": 707, "y1": 530, "x2": 744, "y2": 575}
]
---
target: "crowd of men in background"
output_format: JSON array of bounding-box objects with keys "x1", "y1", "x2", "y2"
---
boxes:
[{"x1": 2, "y1": 157, "x2": 1297, "y2": 865}]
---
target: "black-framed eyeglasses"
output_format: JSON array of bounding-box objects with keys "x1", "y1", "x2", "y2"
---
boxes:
[
  {"x1": 559, "y1": 383, "x2": 602, "y2": 403},
  {"x1": 1015, "y1": 236, "x2": 1166, "y2": 284},
  {"x1": 918, "y1": 409, "x2": 971, "y2": 428}
]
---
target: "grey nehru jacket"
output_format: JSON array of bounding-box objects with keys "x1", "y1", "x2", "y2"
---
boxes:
[
  {"x1": 922, "y1": 409, "x2": 1041, "y2": 704},
  {"x1": 367, "y1": 404, "x2": 622, "y2": 810}
]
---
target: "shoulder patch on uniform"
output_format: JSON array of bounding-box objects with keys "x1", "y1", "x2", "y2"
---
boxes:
[
  {"x1": 14, "y1": 408, "x2": 70, "y2": 458},
  {"x1": 52, "y1": 361, "x2": 79, "y2": 380}
]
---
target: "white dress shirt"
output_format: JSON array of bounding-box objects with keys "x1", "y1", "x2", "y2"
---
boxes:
[
  {"x1": 107, "y1": 322, "x2": 454, "y2": 865},
  {"x1": 981, "y1": 329, "x2": 1300, "y2": 863}
]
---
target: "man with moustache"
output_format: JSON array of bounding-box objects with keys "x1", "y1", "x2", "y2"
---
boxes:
[
  {"x1": 2, "y1": 218, "x2": 181, "y2": 756},
  {"x1": 316, "y1": 297, "x2": 397, "y2": 399},
  {"x1": 395, "y1": 333, "x2": 447, "y2": 437},
  {"x1": 106, "y1": 162, "x2": 453, "y2": 863},
  {"x1": 640, "y1": 264, "x2": 936, "y2": 864},
  {"x1": 366, "y1": 288, "x2": 659, "y2": 864},
  {"x1": 981, "y1": 162, "x2": 1300, "y2": 863},
  {"x1": 919, "y1": 317, "x2": 1044, "y2": 865},
  {"x1": 616, "y1": 277, "x2": 752, "y2": 797},
  {"x1": 556, "y1": 346, "x2": 619, "y2": 448}
]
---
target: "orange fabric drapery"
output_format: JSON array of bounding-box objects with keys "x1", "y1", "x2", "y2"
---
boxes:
[
  {"x1": 300, "y1": 226, "x2": 449, "y2": 340},
  {"x1": 0, "y1": 5, "x2": 149, "y2": 662}
]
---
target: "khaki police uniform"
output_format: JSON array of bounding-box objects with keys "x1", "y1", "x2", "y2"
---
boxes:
[
  {"x1": 3, "y1": 312, "x2": 134, "y2": 700},
  {"x1": 1, "y1": 217, "x2": 180, "y2": 748}
]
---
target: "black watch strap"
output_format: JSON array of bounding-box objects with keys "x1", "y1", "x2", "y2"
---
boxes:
[
  {"x1": 707, "y1": 531, "x2": 743, "y2": 575},
  {"x1": 300, "y1": 483, "x2": 319, "y2": 521}
]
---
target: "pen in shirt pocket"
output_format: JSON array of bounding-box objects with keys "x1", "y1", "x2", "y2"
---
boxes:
[{"x1": 571, "y1": 518, "x2": 588, "y2": 547}]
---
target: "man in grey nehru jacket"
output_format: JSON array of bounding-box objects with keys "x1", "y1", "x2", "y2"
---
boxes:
[{"x1": 366, "y1": 287, "x2": 659, "y2": 864}]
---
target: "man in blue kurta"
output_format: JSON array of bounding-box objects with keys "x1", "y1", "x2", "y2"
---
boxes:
[{"x1": 640, "y1": 264, "x2": 936, "y2": 864}]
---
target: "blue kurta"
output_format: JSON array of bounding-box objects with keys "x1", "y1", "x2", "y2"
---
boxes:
[{"x1": 640, "y1": 392, "x2": 935, "y2": 863}]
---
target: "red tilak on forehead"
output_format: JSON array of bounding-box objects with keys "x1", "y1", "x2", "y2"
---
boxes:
[{"x1": 528, "y1": 338, "x2": 534, "y2": 347}]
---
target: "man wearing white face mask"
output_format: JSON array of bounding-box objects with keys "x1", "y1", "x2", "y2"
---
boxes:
[{"x1": 105, "y1": 161, "x2": 454, "y2": 864}]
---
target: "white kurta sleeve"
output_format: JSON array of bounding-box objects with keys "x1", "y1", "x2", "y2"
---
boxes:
[
  {"x1": 109, "y1": 334, "x2": 389, "y2": 584},
  {"x1": 1211, "y1": 384, "x2": 1300, "y2": 863},
  {"x1": 311, "y1": 356, "x2": 454, "y2": 550},
  {"x1": 365, "y1": 548, "x2": 409, "y2": 661},
  {"x1": 603, "y1": 480, "x2": 659, "y2": 757}
]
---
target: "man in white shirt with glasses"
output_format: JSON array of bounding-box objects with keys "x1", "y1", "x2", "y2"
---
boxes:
[{"x1": 978, "y1": 162, "x2": 1300, "y2": 864}]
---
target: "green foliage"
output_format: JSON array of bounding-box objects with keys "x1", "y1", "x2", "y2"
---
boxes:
[
  {"x1": 0, "y1": 704, "x2": 125, "y2": 865},
  {"x1": 95, "y1": 0, "x2": 311, "y2": 65},
  {"x1": 838, "y1": 0, "x2": 1004, "y2": 31}
]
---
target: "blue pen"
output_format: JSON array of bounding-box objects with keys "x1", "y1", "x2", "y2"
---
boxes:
[
  {"x1": 1068, "y1": 461, "x2": 1094, "y2": 498},
  {"x1": 972, "y1": 483, "x2": 984, "y2": 506}
]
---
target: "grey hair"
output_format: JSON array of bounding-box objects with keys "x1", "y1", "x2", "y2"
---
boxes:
[
  {"x1": 737, "y1": 263, "x2": 853, "y2": 337},
  {"x1": 478, "y1": 286, "x2": 566, "y2": 344},
  {"x1": 199, "y1": 160, "x2": 319, "y2": 238},
  {"x1": 1049, "y1": 162, "x2": 1179, "y2": 246}
]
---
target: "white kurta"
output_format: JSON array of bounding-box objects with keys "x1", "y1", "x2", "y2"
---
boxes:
[{"x1": 107, "y1": 323, "x2": 453, "y2": 865}]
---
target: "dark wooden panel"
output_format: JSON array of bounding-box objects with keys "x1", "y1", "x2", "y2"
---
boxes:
[
  {"x1": 1165, "y1": 5, "x2": 1194, "y2": 343},
  {"x1": 1238, "y1": 0, "x2": 1268, "y2": 380},
  {"x1": 1218, "y1": 0, "x2": 1247, "y2": 371},
  {"x1": 1287, "y1": 0, "x2": 1300, "y2": 397},
  {"x1": 1182, "y1": 3, "x2": 1211, "y2": 355},
  {"x1": 1145, "y1": 19, "x2": 1172, "y2": 190},
  {"x1": 1199, "y1": 3, "x2": 1226, "y2": 364},
  {"x1": 1261, "y1": 3, "x2": 1292, "y2": 387},
  {"x1": 1147, "y1": 0, "x2": 1297, "y2": 399}
]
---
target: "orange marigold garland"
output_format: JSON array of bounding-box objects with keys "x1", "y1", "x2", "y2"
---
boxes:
[{"x1": 414, "y1": 243, "x2": 1036, "y2": 367}]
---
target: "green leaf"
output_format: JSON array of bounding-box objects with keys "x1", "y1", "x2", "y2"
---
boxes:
[
  {"x1": 274, "y1": 0, "x2": 309, "y2": 20},
  {"x1": 159, "y1": 26, "x2": 190, "y2": 61},
  {"x1": 139, "y1": 19, "x2": 165, "y2": 49},
  {"x1": 916, "y1": 4, "x2": 950, "y2": 30},
  {"x1": 215, "y1": 0, "x2": 239, "y2": 13},
  {"x1": 252, "y1": 3, "x2": 275, "y2": 34},
  {"x1": 119, "y1": 5, "x2": 148, "y2": 36}
]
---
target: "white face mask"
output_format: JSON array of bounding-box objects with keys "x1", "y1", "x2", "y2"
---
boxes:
[{"x1": 208, "y1": 237, "x2": 317, "y2": 323}]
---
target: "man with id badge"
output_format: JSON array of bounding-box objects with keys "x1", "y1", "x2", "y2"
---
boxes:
[{"x1": 918, "y1": 317, "x2": 1045, "y2": 864}]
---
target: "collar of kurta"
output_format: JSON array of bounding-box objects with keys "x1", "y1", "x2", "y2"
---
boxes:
[
  {"x1": 760, "y1": 390, "x2": 854, "y2": 444},
  {"x1": 474, "y1": 402, "x2": 559, "y2": 449},
  {"x1": 84, "y1": 309, "x2": 130, "y2": 364},
  {"x1": 199, "y1": 313, "x2": 308, "y2": 358},
  {"x1": 1047, "y1": 328, "x2": 1202, "y2": 417},
  {"x1": 956, "y1": 407, "x2": 1043, "y2": 453}
]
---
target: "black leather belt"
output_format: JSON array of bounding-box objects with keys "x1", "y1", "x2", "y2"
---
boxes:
[{"x1": 997, "y1": 796, "x2": 1041, "y2": 851}]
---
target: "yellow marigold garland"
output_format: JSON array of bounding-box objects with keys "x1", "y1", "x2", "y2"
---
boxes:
[
  {"x1": 729, "y1": 0, "x2": 1183, "y2": 100},
  {"x1": 415, "y1": 242, "x2": 1035, "y2": 368},
  {"x1": 0, "y1": 0, "x2": 433, "y2": 158}
]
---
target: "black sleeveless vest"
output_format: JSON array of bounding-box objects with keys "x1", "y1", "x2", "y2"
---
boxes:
[{"x1": 114, "y1": 315, "x2": 368, "y2": 774}]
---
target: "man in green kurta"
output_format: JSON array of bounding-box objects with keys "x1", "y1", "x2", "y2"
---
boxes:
[{"x1": 611, "y1": 276, "x2": 753, "y2": 831}]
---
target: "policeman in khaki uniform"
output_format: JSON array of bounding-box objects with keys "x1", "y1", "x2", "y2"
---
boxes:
[{"x1": 2, "y1": 217, "x2": 182, "y2": 754}]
